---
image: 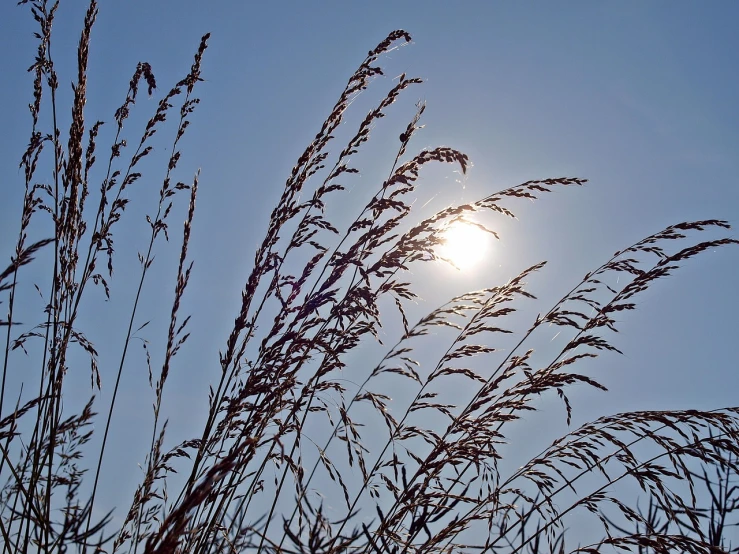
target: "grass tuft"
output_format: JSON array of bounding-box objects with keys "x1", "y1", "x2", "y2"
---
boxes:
[{"x1": 2, "y1": 3, "x2": 738, "y2": 553}]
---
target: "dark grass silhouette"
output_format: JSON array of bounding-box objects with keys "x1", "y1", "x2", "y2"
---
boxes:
[{"x1": 2, "y1": 2, "x2": 738, "y2": 553}]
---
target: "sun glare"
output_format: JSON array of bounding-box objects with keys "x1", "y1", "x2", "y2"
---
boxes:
[{"x1": 438, "y1": 221, "x2": 492, "y2": 271}]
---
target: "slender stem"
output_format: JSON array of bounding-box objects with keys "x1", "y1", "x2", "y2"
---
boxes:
[
  {"x1": 328, "y1": 285, "x2": 507, "y2": 552},
  {"x1": 381, "y1": 228, "x2": 661, "y2": 548},
  {"x1": 503, "y1": 432, "x2": 735, "y2": 554}
]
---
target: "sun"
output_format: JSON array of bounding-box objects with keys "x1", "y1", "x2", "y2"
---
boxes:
[{"x1": 437, "y1": 220, "x2": 492, "y2": 271}]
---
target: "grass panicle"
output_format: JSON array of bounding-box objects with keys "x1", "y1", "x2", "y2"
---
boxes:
[{"x1": 1, "y1": 3, "x2": 738, "y2": 554}]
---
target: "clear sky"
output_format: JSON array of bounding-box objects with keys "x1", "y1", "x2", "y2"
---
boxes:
[{"x1": 1, "y1": 0, "x2": 738, "y2": 547}]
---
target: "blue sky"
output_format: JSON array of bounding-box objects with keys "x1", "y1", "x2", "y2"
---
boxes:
[{"x1": 1, "y1": 0, "x2": 738, "y2": 546}]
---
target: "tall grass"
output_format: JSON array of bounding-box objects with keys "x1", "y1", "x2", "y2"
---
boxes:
[{"x1": 2, "y1": 2, "x2": 738, "y2": 553}]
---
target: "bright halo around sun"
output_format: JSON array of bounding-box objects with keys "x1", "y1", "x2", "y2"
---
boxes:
[{"x1": 437, "y1": 220, "x2": 492, "y2": 271}]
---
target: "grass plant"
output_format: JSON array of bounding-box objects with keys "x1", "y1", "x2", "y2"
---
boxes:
[{"x1": 2, "y1": 2, "x2": 738, "y2": 553}]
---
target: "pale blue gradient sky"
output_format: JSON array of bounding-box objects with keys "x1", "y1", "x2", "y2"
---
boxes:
[{"x1": 1, "y1": 1, "x2": 738, "y2": 545}]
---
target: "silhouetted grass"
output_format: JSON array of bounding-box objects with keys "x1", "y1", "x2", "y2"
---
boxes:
[{"x1": 2, "y1": 2, "x2": 738, "y2": 553}]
